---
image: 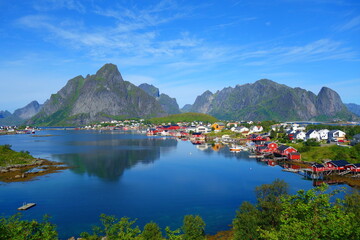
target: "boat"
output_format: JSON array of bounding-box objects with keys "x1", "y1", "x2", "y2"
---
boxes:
[{"x1": 229, "y1": 145, "x2": 241, "y2": 152}]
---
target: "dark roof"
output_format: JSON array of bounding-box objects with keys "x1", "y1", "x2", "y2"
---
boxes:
[
  {"x1": 277, "y1": 145, "x2": 291, "y2": 151},
  {"x1": 258, "y1": 146, "x2": 267, "y2": 150},
  {"x1": 289, "y1": 152, "x2": 301, "y2": 155},
  {"x1": 192, "y1": 132, "x2": 203, "y2": 135},
  {"x1": 346, "y1": 163, "x2": 360, "y2": 168},
  {"x1": 313, "y1": 164, "x2": 324, "y2": 168},
  {"x1": 328, "y1": 160, "x2": 349, "y2": 167},
  {"x1": 306, "y1": 129, "x2": 316, "y2": 136}
]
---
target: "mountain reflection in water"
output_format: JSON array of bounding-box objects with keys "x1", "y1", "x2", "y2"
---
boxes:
[{"x1": 52, "y1": 137, "x2": 178, "y2": 181}]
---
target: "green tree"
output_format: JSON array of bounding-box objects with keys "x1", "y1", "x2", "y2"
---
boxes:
[
  {"x1": 165, "y1": 227, "x2": 182, "y2": 240},
  {"x1": 255, "y1": 179, "x2": 288, "y2": 230},
  {"x1": 182, "y1": 215, "x2": 205, "y2": 240},
  {"x1": 232, "y1": 201, "x2": 260, "y2": 240},
  {"x1": 260, "y1": 184, "x2": 358, "y2": 240},
  {"x1": 141, "y1": 222, "x2": 162, "y2": 240},
  {"x1": 81, "y1": 214, "x2": 141, "y2": 240},
  {"x1": 0, "y1": 214, "x2": 58, "y2": 240}
]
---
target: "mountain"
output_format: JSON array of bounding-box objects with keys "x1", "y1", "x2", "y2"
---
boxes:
[
  {"x1": 345, "y1": 103, "x2": 360, "y2": 117},
  {"x1": 138, "y1": 83, "x2": 180, "y2": 114},
  {"x1": 0, "y1": 101, "x2": 42, "y2": 126},
  {"x1": 181, "y1": 104, "x2": 193, "y2": 113},
  {"x1": 13, "y1": 101, "x2": 42, "y2": 120},
  {"x1": 138, "y1": 83, "x2": 159, "y2": 98},
  {"x1": 29, "y1": 64, "x2": 166, "y2": 126},
  {"x1": 189, "y1": 79, "x2": 357, "y2": 121}
]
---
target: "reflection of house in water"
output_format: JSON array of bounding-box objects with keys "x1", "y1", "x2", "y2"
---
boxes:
[
  {"x1": 52, "y1": 137, "x2": 178, "y2": 181},
  {"x1": 196, "y1": 144, "x2": 210, "y2": 151},
  {"x1": 212, "y1": 143, "x2": 224, "y2": 151}
]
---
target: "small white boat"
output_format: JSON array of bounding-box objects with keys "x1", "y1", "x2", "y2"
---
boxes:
[{"x1": 229, "y1": 145, "x2": 241, "y2": 152}]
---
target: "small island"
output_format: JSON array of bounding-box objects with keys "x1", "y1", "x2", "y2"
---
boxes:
[{"x1": 0, "y1": 144, "x2": 68, "y2": 183}]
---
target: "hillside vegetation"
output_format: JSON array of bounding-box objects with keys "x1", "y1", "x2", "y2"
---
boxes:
[
  {"x1": 0, "y1": 145, "x2": 35, "y2": 167},
  {"x1": 149, "y1": 112, "x2": 218, "y2": 124}
]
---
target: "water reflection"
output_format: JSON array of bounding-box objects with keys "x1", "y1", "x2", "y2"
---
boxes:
[{"x1": 52, "y1": 137, "x2": 177, "y2": 181}]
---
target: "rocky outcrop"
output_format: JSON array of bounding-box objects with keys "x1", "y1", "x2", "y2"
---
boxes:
[
  {"x1": 189, "y1": 79, "x2": 357, "y2": 121},
  {"x1": 29, "y1": 64, "x2": 166, "y2": 126}
]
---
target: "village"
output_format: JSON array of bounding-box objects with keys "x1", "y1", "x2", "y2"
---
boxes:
[{"x1": 2, "y1": 119, "x2": 360, "y2": 183}]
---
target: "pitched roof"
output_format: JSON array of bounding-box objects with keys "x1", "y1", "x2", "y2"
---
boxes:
[
  {"x1": 277, "y1": 145, "x2": 291, "y2": 151},
  {"x1": 313, "y1": 164, "x2": 324, "y2": 168},
  {"x1": 328, "y1": 160, "x2": 349, "y2": 167}
]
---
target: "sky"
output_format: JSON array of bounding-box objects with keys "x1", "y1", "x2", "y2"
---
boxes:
[{"x1": 1, "y1": 0, "x2": 360, "y2": 112}]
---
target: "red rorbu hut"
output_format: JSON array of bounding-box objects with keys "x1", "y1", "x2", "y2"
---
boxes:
[
  {"x1": 312, "y1": 164, "x2": 326, "y2": 172},
  {"x1": 288, "y1": 152, "x2": 301, "y2": 160},
  {"x1": 345, "y1": 163, "x2": 360, "y2": 173},
  {"x1": 325, "y1": 160, "x2": 349, "y2": 171},
  {"x1": 276, "y1": 145, "x2": 298, "y2": 156}
]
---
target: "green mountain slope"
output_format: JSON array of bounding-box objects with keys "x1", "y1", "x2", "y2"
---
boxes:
[{"x1": 29, "y1": 64, "x2": 166, "y2": 126}]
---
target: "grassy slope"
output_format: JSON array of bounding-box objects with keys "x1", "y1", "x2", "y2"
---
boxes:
[
  {"x1": 288, "y1": 143, "x2": 360, "y2": 164},
  {"x1": 0, "y1": 145, "x2": 35, "y2": 167},
  {"x1": 149, "y1": 112, "x2": 218, "y2": 124}
]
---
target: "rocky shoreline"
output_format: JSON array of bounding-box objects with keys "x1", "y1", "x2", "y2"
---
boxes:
[{"x1": 0, "y1": 159, "x2": 69, "y2": 183}]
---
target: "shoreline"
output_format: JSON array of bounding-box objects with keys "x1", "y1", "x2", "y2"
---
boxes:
[{"x1": 0, "y1": 158, "x2": 69, "y2": 183}]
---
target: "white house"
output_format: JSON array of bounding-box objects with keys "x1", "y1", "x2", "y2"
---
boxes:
[
  {"x1": 250, "y1": 125, "x2": 263, "y2": 133},
  {"x1": 196, "y1": 126, "x2": 211, "y2": 133},
  {"x1": 318, "y1": 129, "x2": 329, "y2": 140},
  {"x1": 306, "y1": 130, "x2": 321, "y2": 141},
  {"x1": 232, "y1": 126, "x2": 249, "y2": 133},
  {"x1": 294, "y1": 131, "x2": 306, "y2": 140},
  {"x1": 328, "y1": 130, "x2": 346, "y2": 141}
]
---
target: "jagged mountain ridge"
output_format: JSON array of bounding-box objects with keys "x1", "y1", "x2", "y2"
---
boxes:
[
  {"x1": 138, "y1": 83, "x2": 180, "y2": 114},
  {"x1": 29, "y1": 64, "x2": 166, "y2": 126},
  {"x1": 189, "y1": 79, "x2": 357, "y2": 121}
]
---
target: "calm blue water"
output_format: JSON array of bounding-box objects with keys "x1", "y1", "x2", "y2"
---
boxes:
[{"x1": 0, "y1": 130, "x2": 348, "y2": 239}]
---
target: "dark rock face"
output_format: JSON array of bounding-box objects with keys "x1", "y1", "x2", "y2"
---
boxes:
[
  {"x1": 189, "y1": 79, "x2": 357, "y2": 121},
  {"x1": 138, "y1": 83, "x2": 180, "y2": 114},
  {"x1": 346, "y1": 103, "x2": 360, "y2": 117},
  {"x1": 29, "y1": 64, "x2": 166, "y2": 126}
]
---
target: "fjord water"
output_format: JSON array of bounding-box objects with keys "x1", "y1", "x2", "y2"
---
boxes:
[{"x1": 0, "y1": 131, "x2": 344, "y2": 238}]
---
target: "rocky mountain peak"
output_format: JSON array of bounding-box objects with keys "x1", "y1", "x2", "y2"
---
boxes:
[
  {"x1": 95, "y1": 63, "x2": 123, "y2": 83},
  {"x1": 316, "y1": 86, "x2": 345, "y2": 115}
]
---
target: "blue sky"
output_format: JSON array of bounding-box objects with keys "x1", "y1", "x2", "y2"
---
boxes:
[{"x1": 1, "y1": 0, "x2": 359, "y2": 112}]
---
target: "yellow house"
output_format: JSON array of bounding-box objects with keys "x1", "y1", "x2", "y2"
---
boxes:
[{"x1": 211, "y1": 122, "x2": 225, "y2": 131}]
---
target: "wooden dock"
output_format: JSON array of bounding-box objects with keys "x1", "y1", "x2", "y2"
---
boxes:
[{"x1": 18, "y1": 203, "x2": 36, "y2": 210}]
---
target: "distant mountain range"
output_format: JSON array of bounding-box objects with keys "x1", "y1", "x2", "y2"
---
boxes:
[
  {"x1": 0, "y1": 101, "x2": 42, "y2": 126},
  {"x1": 0, "y1": 63, "x2": 359, "y2": 126},
  {"x1": 345, "y1": 103, "x2": 360, "y2": 117},
  {"x1": 187, "y1": 79, "x2": 357, "y2": 121}
]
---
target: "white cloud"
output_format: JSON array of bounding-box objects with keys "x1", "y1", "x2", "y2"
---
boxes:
[{"x1": 337, "y1": 15, "x2": 360, "y2": 31}]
